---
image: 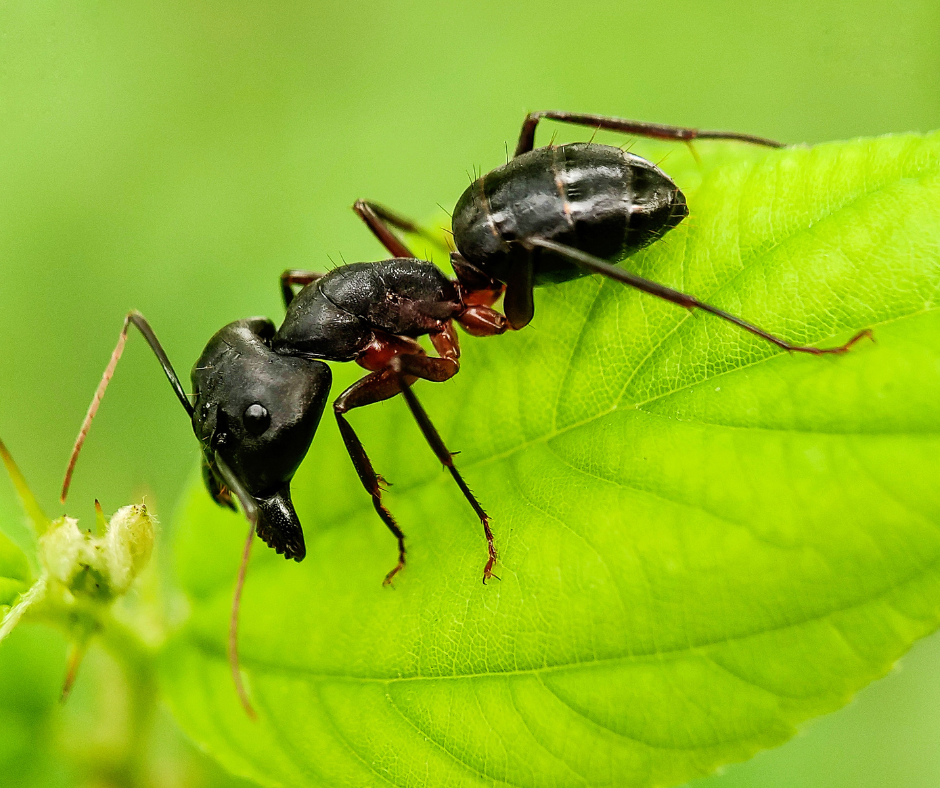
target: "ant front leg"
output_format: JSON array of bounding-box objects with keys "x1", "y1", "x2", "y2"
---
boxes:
[
  {"x1": 280, "y1": 269, "x2": 325, "y2": 308},
  {"x1": 334, "y1": 368, "x2": 410, "y2": 585},
  {"x1": 353, "y1": 199, "x2": 452, "y2": 260},
  {"x1": 527, "y1": 238, "x2": 873, "y2": 355},
  {"x1": 514, "y1": 110, "x2": 785, "y2": 157}
]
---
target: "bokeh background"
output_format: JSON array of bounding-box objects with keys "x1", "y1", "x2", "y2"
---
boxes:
[{"x1": 1, "y1": 1, "x2": 938, "y2": 786}]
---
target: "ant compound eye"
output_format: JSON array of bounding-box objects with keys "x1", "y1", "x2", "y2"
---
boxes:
[{"x1": 243, "y1": 403, "x2": 271, "y2": 436}]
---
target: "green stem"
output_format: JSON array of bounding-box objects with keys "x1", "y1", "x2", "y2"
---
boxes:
[
  {"x1": 0, "y1": 573, "x2": 47, "y2": 644},
  {"x1": 30, "y1": 597, "x2": 161, "y2": 788},
  {"x1": 97, "y1": 612, "x2": 160, "y2": 788}
]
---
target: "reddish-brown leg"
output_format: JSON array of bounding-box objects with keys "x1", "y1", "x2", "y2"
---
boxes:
[
  {"x1": 450, "y1": 252, "x2": 506, "y2": 308},
  {"x1": 456, "y1": 305, "x2": 509, "y2": 337},
  {"x1": 391, "y1": 346, "x2": 499, "y2": 583},
  {"x1": 341, "y1": 328, "x2": 499, "y2": 583},
  {"x1": 333, "y1": 368, "x2": 411, "y2": 584},
  {"x1": 515, "y1": 111, "x2": 785, "y2": 157},
  {"x1": 430, "y1": 321, "x2": 461, "y2": 362}
]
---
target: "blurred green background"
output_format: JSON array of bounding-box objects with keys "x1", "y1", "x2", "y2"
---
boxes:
[{"x1": 0, "y1": 1, "x2": 938, "y2": 786}]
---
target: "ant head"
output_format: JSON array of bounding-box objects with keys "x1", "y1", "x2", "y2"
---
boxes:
[
  {"x1": 191, "y1": 317, "x2": 331, "y2": 560},
  {"x1": 622, "y1": 155, "x2": 689, "y2": 253}
]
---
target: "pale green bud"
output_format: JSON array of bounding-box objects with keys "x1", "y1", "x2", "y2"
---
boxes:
[
  {"x1": 103, "y1": 504, "x2": 155, "y2": 594},
  {"x1": 39, "y1": 517, "x2": 89, "y2": 588}
]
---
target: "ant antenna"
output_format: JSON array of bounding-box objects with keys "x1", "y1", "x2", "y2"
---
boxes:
[
  {"x1": 230, "y1": 522, "x2": 256, "y2": 718},
  {"x1": 61, "y1": 311, "x2": 193, "y2": 504},
  {"x1": 63, "y1": 314, "x2": 261, "y2": 718},
  {"x1": 213, "y1": 452, "x2": 260, "y2": 719}
]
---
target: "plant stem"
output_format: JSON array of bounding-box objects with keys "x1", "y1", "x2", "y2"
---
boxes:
[{"x1": 97, "y1": 611, "x2": 160, "y2": 788}]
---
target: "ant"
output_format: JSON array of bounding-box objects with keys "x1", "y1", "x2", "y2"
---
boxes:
[{"x1": 61, "y1": 111, "x2": 872, "y2": 715}]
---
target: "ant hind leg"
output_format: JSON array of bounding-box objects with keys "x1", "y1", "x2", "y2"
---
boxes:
[
  {"x1": 514, "y1": 110, "x2": 785, "y2": 157},
  {"x1": 525, "y1": 238, "x2": 873, "y2": 355}
]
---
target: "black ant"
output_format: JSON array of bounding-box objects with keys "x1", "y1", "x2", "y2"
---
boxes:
[{"x1": 61, "y1": 111, "x2": 872, "y2": 715}]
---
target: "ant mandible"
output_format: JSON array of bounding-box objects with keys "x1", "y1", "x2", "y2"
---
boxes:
[{"x1": 61, "y1": 111, "x2": 871, "y2": 716}]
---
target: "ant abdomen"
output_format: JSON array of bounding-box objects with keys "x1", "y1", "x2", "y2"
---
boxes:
[{"x1": 453, "y1": 143, "x2": 688, "y2": 287}]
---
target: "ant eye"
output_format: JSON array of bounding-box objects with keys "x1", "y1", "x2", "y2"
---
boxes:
[{"x1": 243, "y1": 403, "x2": 271, "y2": 436}]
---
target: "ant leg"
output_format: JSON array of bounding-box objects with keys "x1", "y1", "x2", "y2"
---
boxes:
[
  {"x1": 334, "y1": 369, "x2": 410, "y2": 584},
  {"x1": 527, "y1": 238, "x2": 873, "y2": 355},
  {"x1": 456, "y1": 304, "x2": 509, "y2": 337},
  {"x1": 515, "y1": 110, "x2": 785, "y2": 157},
  {"x1": 451, "y1": 252, "x2": 506, "y2": 307},
  {"x1": 280, "y1": 269, "x2": 324, "y2": 308},
  {"x1": 353, "y1": 199, "x2": 451, "y2": 259},
  {"x1": 391, "y1": 349, "x2": 499, "y2": 583},
  {"x1": 503, "y1": 254, "x2": 535, "y2": 330}
]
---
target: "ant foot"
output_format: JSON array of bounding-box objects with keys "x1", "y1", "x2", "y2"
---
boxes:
[
  {"x1": 842, "y1": 327, "x2": 875, "y2": 351},
  {"x1": 383, "y1": 561, "x2": 404, "y2": 587},
  {"x1": 792, "y1": 327, "x2": 875, "y2": 356},
  {"x1": 482, "y1": 547, "x2": 500, "y2": 584}
]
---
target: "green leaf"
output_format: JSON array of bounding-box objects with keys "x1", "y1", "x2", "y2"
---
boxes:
[{"x1": 163, "y1": 132, "x2": 940, "y2": 788}]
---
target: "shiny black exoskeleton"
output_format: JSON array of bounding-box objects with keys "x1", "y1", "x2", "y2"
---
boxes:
[
  {"x1": 64, "y1": 109, "x2": 873, "y2": 583},
  {"x1": 452, "y1": 142, "x2": 688, "y2": 290},
  {"x1": 191, "y1": 317, "x2": 332, "y2": 560}
]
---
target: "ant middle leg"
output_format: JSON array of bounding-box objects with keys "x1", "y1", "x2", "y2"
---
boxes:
[
  {"x1": 514, "y1": 110, "x2": 785, "y2": 157},
  {"x1": 280, "y1": 269, "x2": 325, "y2": 308},
  {"x1": 527, "y1": 238, "x2": 873, "y2": 355},
  {"x1": 353, "y1": 199, "x2": 452, "y2": 260},
  {"x1": 390, "y1": 346, "x2": 499, "y2": 583}
]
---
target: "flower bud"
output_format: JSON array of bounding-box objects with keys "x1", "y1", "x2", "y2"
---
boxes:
[
  {"x1": 103, "y1": 504, "x2": 155, "y2": 594},
  {"x1": 39, "y1": 517, "x2": 87, "y2": 587}
]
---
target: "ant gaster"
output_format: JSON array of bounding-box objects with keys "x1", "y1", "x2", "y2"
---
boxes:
[{"x1": 62, "y1": 111, "x2": 872, "y2": 716}]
